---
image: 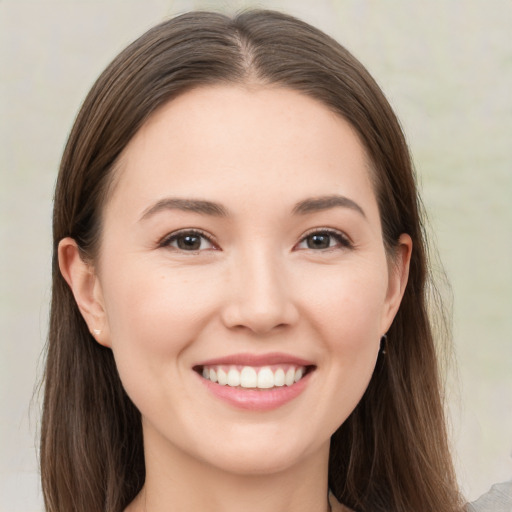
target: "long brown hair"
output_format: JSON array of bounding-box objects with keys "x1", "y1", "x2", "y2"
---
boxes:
[{"x1": 41, "y1": 10, "x2": 463, "y2": 512}]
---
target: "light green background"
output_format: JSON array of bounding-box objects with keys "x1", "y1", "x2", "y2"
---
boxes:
[{"x1": 1, "y1": 1, "x2": 511, "y2": 510}]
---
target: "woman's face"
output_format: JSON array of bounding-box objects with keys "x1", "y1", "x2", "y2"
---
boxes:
[{"x1": 83, "y1": 86, "x2": 409, "y2": 475}]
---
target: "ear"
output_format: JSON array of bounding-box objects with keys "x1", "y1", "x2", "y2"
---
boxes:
[
  {"x1": 380, "y1": 233, "x2": 412, "y2": 333},
  {"x1": 58, "y1": 237, "x2": 111, "y2": 348}
]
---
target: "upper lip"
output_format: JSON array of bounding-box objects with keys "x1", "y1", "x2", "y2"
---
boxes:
[{"x1": 195, "y1": 352, "x2": 315, "y2": 367}]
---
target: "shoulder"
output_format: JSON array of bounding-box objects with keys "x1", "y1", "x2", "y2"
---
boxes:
[
  {"x1": 329, "y1": 482, "x2": 512, "y2": 512},
  {"x1": 466, "y1": 481, "x2": 512, "y2": 512}
]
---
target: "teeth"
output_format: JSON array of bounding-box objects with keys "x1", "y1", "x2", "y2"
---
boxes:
[
  {"x1": 240, "y1": 367, "x2": 257, "y2": 388},
  {"x1": 274, "y1": 368, "x2": 285, "y2": 387},
  {"x1": 227, "y1": 368, "x2": 240, "y2": 387},
  {"x1": 201, "y1": 365, "x2": 307, "y2": 389},
  {"x1": 217, "y1": 368, "x2": 227, "y2": 386},
  {"x1": 257, "y1": 367, "x2": 274, "y2": 389}
]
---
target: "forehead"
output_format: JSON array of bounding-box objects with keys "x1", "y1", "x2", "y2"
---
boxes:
[{"x1": 106, "y1": 85, "x2": 378, "y2": 222}]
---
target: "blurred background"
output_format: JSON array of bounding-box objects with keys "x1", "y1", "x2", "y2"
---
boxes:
[{"x1": 1, "y1": 0, "x2": 511, "y2": 510}]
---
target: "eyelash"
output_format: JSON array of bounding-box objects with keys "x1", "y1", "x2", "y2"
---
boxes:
[
  {"x1": 159, "y1": 227, "x2": 352, "y2": 253},
  {"x1": 295, "y1": 228, "x2": 353, "y2": 251},
  {"x1": 159, "y1": 229, "x2": 218, "y2": 252}
]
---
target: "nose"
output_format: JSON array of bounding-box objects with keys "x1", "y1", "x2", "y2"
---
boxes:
[{"x1": 220, "y1": 250, "x2": 299, "y2": 335}]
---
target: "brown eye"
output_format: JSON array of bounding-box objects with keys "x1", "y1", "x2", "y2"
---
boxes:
[
  {"x1": 176, "y1": 234, "x2": 202, "y2": 250},
  {"x1": 296, "y1": 229, "x2": 351, "y2": 251},
  {"x1": 162, "y1": 230, "x2": 215, "y2": 251},
  {"x1": 306, "y1": 233, "x2": 332, "y2": 249}
]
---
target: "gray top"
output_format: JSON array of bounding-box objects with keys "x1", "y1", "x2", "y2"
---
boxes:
[
  {"x1": 329, "y1": 481, "x2": 512, "y2": 511},
  {"x1": 467, "y1": 481, "x2": 512, "y2": 512}
]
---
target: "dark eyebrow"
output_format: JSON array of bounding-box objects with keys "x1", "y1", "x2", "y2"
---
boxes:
[
  {"x1": 139, "y1": 198, "x2": 228, "y2": 221},
  {"x1": 292, "y1": 195, "x2": 366, "y2": 218}
]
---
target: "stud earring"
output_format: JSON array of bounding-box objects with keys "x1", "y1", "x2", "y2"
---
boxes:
[
  {"x1": 93, "y1": 329, "x2": 101, "y2": 336},
  {"x1": 380, "y1": 334, "x2": 388, "y2": 355}
]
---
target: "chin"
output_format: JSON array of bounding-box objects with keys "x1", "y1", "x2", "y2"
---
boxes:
[
  {"x1": 202, "y1": 443, "x2": 314, "y2": 476},
  {"x1": 186, "y1": 422, "x2": 329, "y2": 477}
]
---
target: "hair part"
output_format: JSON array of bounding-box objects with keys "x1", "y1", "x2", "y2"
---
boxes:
[{"x1": 42, "y1": 10, "x2": 463, "y2": 512}]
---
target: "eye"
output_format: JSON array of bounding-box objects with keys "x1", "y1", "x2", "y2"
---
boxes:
[
  {"x1": 296, "y1": 229, "x2": 352, "y2": 251},
  {"x1": 160, "y1": 230, "x2": 216, "y2": 252}
]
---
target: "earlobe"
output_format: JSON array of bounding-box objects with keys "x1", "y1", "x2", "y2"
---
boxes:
[
  {"x1": 381, "y1": 233, "x2": 413, "y2": 333},
  {"x1": 58, "y1": 237, "x2": 111, "y2": 347}
]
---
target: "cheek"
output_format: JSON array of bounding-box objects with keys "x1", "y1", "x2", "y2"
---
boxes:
[
  {"x1": 301, "y1": 258, "x2": 389, "y2": 345},
  {"x1": 100, "y1": 261, "x2": 226, "y2": 422},
  {"x1": 298, "y1": 260, "x2": 387, "y2": 416},
  {"x1": 104, "y1": 261, "x2": 212, "y2": 339},
  {"x1": 100, "y1": 260, "x2": 222, "y2": 385}
]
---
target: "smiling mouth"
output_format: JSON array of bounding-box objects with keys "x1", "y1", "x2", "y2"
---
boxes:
[{"x1": 194, "y1": 364, "x2": 315, "y2": 390}]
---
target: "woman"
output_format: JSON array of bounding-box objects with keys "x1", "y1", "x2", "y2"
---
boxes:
[{"x1": 40, "y1": 10, "x2": 465, "y2": 512}]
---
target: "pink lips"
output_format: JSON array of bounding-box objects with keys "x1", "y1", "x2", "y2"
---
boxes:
[
  {"x1": 196, "y1": 352, "x2": 314, "y2": 368},
  {"x1": 194, "y1": 352, "x2": 315, "y2": 411}
]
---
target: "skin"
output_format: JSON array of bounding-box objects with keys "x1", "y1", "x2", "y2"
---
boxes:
[{"x1": 59, "y1": 85, "x2": 411, "y2": 512}]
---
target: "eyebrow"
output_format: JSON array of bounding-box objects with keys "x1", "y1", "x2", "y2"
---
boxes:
[
  {"x1": 139, "y1": 194, "x2": 366, "y2": 221},
  {"x1": 139, "y1": 198, "x2": 229, "y2": 221},
  {"x1": 292, "y1": 195, "x2": 366, "y2": 218}
]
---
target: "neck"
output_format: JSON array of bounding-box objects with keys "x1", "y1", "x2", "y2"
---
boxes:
[{"x1": 126, "y1": 425, "x2": 331, "y2": 512}]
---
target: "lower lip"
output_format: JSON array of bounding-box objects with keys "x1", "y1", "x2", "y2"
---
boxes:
[{"x1": 197, "y1": 371, "x2": 312, "y2": 411}]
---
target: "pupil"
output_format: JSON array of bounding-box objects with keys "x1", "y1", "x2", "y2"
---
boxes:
[
  {"x1": 178, "y1": 235, "x2": 201, "y2": 250},
  {"x1": 308, "y1": 234, "x2": 330, "y2": 249}
]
